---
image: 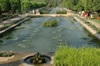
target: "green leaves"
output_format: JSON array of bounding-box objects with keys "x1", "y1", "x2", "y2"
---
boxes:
[
  {"x1": 0, "y1": 0, "x2": 21, "y2": 13},
  {"x1": 62, "y1": 0, "x2": 100, "y2": 12},
  {"x1": 0, "y1": 0, "x2": 10, "y2": 12},
  {"x1": 21, "y1": 0, "x2": 47, "y2": 12},
  {"x1": 0, "y1": 0, "x2": 47, "y2": 14}
]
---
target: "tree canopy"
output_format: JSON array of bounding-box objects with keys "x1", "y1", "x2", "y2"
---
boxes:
[
  {"x1": 62, "y1": 0, "x2": 100, "y2": 13},
  {"x1": 0, "y1": 0, "x2": 47, "y2": 14}
]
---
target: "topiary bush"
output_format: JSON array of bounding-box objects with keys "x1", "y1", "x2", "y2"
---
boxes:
[
  {"x1": 40, "y1": 11, "x2": 49, "y2": 14},
  {"x1": 56, "y1": 10, "x2": 67, "y2": 14}
]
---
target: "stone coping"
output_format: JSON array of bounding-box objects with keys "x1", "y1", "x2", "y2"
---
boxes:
[
  {"x1": 74, "y1": 16, "x2": 100, "y2": 40},
  {"x1": 0, "y1": 55, "x2": 15, "y2": 64},
  {"x1": 19, "y1": 53, "x2": 53, "y2": 66},
  {"x1": 0, "y1": 52, "x2": 54, "y2": 66}
]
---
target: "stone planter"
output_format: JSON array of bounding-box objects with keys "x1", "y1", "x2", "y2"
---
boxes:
[
  {"x1": 0, "y1": 51, "x2": 15, "y2": 64},
  {"x1": 0, "y1": 55, "x2": 15, "y2": 64}
]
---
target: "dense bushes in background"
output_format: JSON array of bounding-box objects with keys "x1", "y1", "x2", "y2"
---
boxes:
[
  {"x1": 0, "y1": 0, "x2": 21, "y2": 14},
  {"x1": 62, "y1": 0, "x2": 100, "y2": 14},
  {"x1": 21, "y1": 0, "x2": 47, "y2": 12},
  {"x1": 0, "y1": 0, "x2": 47, "y2": 14}
]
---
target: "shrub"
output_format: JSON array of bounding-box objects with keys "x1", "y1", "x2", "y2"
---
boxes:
[
  {"x1": 40, "y1": 8, "x2": 51, "y2": 14},
  {"x1": 0, "y1": 51, "x2": 14, "y2": 57},
  {"x1": 42, "y1": 20, "x2": 57, "y2": 27},
  {"x1": 56, "y1": 10, "x2": 67, "y2": 14},
  {"x1": 54, "y1": 45, "x2": 100, "y2": 66},
  {"x1": 40, "y1": 11, "x2": 49, "y2": 14}
]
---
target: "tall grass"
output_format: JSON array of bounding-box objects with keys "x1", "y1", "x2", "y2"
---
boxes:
[{"x1": 54, "y1": 45, "x2": 100, "y2": 66}]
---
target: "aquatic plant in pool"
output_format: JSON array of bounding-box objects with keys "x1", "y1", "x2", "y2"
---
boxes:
[
  {"x1": 42, "y1": 19, "x2": 57, "y2": 27},
  {"x1": 54, "y1": 45, "x2": 100, "y2": 66},
  {"x1": 24, "y1": 52, "x2": 51, "y2": 65}
]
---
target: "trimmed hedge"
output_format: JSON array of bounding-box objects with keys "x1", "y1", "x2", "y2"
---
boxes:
[{"x1": 56, "y1": 10, "x2": 67, "y2": 14}]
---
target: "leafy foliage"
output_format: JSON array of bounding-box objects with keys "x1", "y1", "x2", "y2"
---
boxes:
[
  {"x1": 0, "y1": 0, "x2": 11, "y2": 12},
  {"x1": 56, "y1": 10, "x2": 67, "y2": 14},
  {"x1": 0, "y1": 0, "x2": 47, "y2": 14},
  {"x1": 30, "y1": 53, "x2": 46, "y2": 64},
  {"x1": 21, "y1": 0, "x2": 47, "y2": 12},
  {"x1": 10, "y1": 0, "x2": 21, "y2": 13},
  {"x1": 62, "y1": 0, "x2": 100, "y2": 13}
]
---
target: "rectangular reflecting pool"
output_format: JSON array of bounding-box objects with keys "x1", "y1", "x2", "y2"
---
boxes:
[{"x1": 0, "y1": 16, "x2": 100, "y2": 53}]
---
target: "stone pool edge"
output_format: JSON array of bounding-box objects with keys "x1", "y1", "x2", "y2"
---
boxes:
[
  {"x1": 19, "y1": 53, "x2": 53, "y2": 66},
  {"x1": 0, "y1": 52, "x2": 54, "y2": 66},
  {"x1": 0, "y1": 16, "x2": 31, "y2": 35},
  {"x1": 74, "y1": 16, "x2": 100, "y2": 40}
]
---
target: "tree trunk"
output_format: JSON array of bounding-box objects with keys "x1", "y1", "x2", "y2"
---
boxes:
[
  {"x1": 0, "y1": 6, "x2": 1, "y2": 14},
  {"x1": 97, "y1": 10, "x2": 100, "y2": 16}
]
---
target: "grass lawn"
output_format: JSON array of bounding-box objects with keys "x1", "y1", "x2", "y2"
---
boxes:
[{"x1": 54, "y1": 45, "x2": 100, "y2": 66}]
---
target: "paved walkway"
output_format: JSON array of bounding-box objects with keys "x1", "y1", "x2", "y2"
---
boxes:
[
  {"x1": 0, "y1": 15, "x2": 25, "y2": 26},
  {"x1": 66, "y1": 9, "x2": 100, "y2": 29},
  {"x1": 0, "y1": 17, "x2": 31, "y2": 34},
  {"x1": 0, "y1": 53, "x2": 30, "y2": 66},
  {"x1": 80, "y1": 17, "x2": 100, "y2": 29},
  {"x1": 26, "y1": 14, "x2": 68, "y2": 17},
  {"x1": 74, "y1": 16, "x2": 100, "y2": 40},
  {"x1": 0, "y1": 14, "x2": 32, "y2": 35}
]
